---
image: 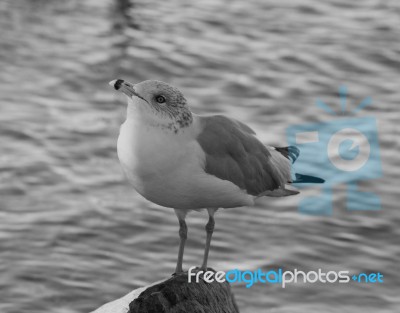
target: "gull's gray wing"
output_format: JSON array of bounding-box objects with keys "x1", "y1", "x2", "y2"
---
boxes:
[{"x1": 196, "y1": 115, "x2": 291, "y2": 196}]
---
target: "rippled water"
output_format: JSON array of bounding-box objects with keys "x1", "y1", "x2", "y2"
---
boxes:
[{"x1": 1, "y1": 0, "x2": 399, "y2": 312}]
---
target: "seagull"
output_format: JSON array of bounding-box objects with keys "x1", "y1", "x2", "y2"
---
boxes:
[{"x1": 109, "y1": 79, "x2": 323, "y2": 274}]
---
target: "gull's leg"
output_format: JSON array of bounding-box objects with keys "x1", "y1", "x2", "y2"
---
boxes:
[
  {"x1": 174, "y1": 209, "x2": 188, "y2": 274},
  {"x1": 200, "y1": 208, "x2": 217, "y2": 270}
]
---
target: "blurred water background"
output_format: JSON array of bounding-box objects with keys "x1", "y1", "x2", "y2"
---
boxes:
[{"x1": 1, "y1": 0, "x2": 399, "y2": 312}]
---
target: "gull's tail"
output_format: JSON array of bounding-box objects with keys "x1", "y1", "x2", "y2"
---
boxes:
[
  {"x1": 293, "y1": 173, "x2": 325, "y2": 184},
  {"x1": 274, "y1": 145, "x2": 325, "y2": 184},
  {"x1": 274, "y1": 146, "x2": 300, "y2": 164}
]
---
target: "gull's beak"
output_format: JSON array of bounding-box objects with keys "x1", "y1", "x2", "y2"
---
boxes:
[{"x1": 109, "y1": 79, "x2": 141, "y2": 99}]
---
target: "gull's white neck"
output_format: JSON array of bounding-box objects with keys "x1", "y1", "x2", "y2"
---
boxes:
[{"x1": 117, "y1": 100, "x2": 198, "y2": 195}]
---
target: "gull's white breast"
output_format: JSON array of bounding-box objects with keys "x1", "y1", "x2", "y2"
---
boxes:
[{"x1": 117, "y1": 116, "x2": 254, "y2": 209}]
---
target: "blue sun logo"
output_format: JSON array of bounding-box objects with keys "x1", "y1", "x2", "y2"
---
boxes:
[{"x1": 286, "y1": 85, "x2": 382, "y2": 215}]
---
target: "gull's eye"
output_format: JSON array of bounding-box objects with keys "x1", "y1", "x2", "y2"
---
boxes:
[{"x1": 155, "y1": 95, "x2": 166, "y2": 104}]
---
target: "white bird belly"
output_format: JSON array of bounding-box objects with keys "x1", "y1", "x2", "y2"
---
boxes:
[{"x1": 117, "y1": 120, "x2": 254, "y2": 209}]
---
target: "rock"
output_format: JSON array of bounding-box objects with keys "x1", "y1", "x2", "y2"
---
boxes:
[
  {"x1": 91, "y1": 271, "x2": 240, "y2": 313},
  {"x1": 90, "y1": 283, "x2": 156, "y2": 313}
]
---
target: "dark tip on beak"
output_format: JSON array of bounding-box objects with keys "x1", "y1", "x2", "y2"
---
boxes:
[{"x1": 114, "y1": 79, "x2": 124, "y2": 90}]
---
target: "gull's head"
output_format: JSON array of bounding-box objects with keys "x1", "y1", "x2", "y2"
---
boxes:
[{"x1": 109, "y1": 79, "x2": 193, "y2": 130}]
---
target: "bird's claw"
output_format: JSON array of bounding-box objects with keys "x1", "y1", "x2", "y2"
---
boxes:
[
  {"x1": 194, "y1": 266, "x2": 214, "y2": 273},
  {"x1": 172, "y1": 270, "x2": 185, "y2": 277}
]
